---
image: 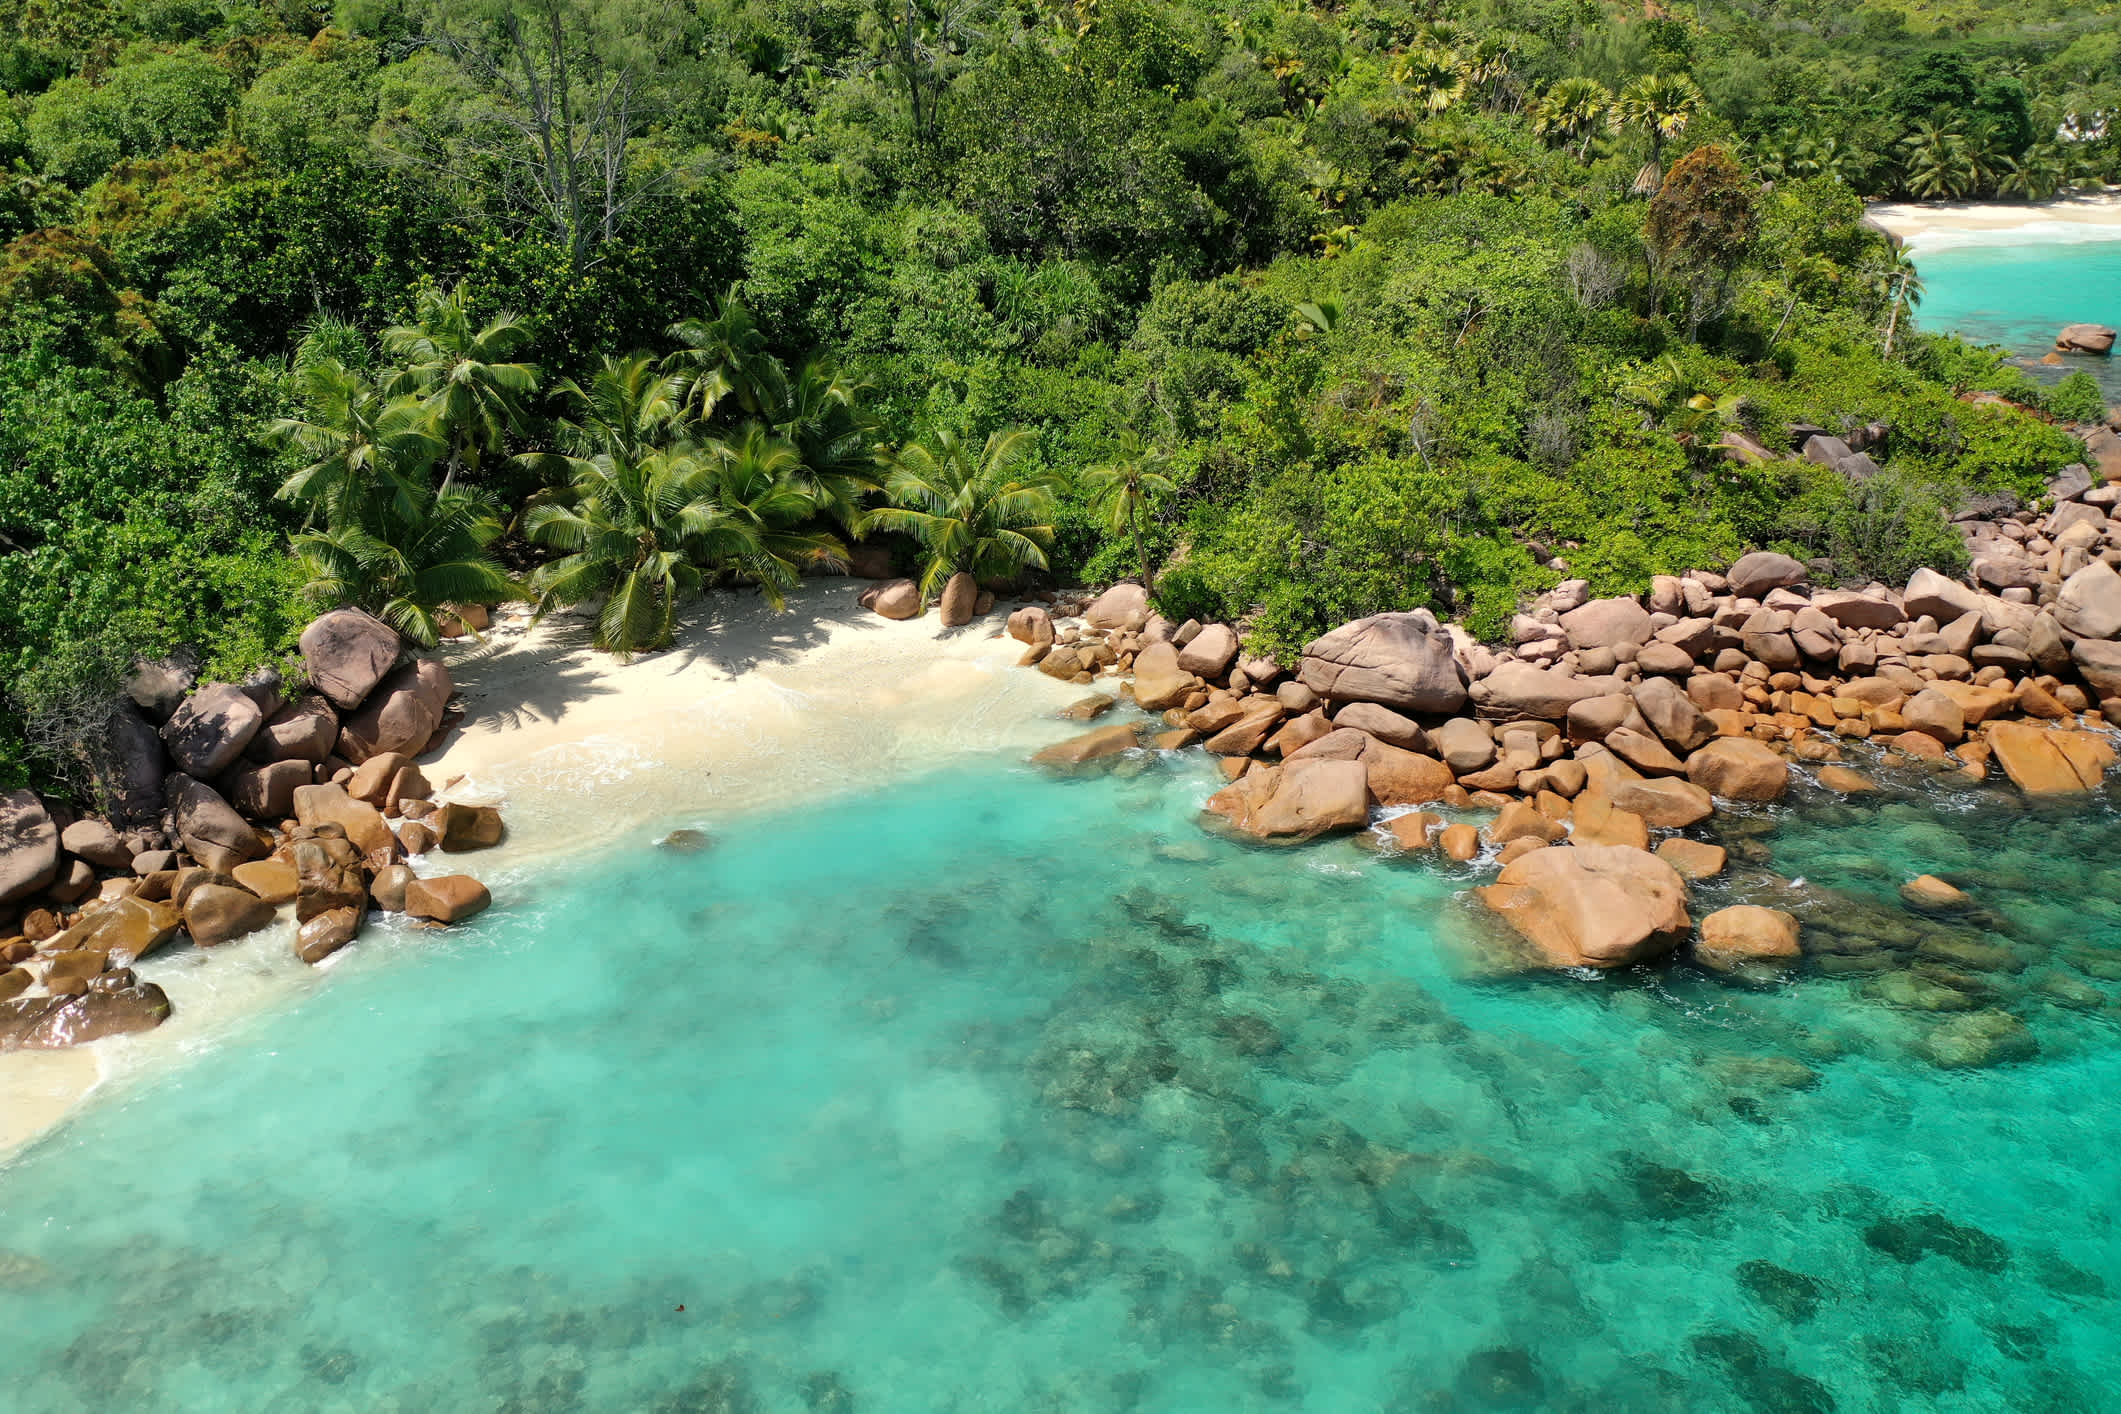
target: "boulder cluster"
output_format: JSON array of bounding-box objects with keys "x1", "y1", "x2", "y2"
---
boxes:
[
  {"x1": 0, "y1": 608, "x2": 498, "y2": 1052},
  {"x1": 1025, "y1": 514, "x2": 2121, "y2": 978}
]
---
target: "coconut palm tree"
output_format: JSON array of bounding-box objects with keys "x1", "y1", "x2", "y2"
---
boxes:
[
  {"x1": 752, "y1": 355, "x2": 883, "y2": 532},
  {"x1": 270, "y1": 358, "x2": 442, "y2": 529},
  {"x1": 523, "y1": 444, "x2": 715, "y2": 656},
  {"x1": 1082, "y1": 430, "x2": 1177, "y2": 594},
  {"x1": 866, "y1": 427, "x2": 1057, "y2": 599},
  {"x1": 293, "y1": 488, "x2": 520, "y2": 647},
  {"x1": 1615, "y1": 73, "x2": 1704, "y2": 194},
  {"x1": 1534, "y1": 77, "x2": 1613, "y2": 161},
  {"x1": 691, "y1": 424, "x2": 850, "y2": 607},
  {"x1": 553, "y1": 352, "x2": 688, "y2": 466},
  {"x1": 665, "y1": 290, "x2": 771, "y2": 422},
  {"x1": 1898, "y1": 121, "x2": 1977, "y2": 199},
  {"x1": 381, "y1": 285, "x2": 540, "y2": 491}
]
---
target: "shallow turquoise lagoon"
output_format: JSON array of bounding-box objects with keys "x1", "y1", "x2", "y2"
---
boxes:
[
  {"x1": 1914, "y1": 235, "x2": 2121, "y2": 402},
  {"x1": 5, "y1": 737, "x2": 2121, "y2": 1412}
]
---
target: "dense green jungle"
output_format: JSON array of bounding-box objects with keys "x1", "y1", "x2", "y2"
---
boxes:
[{"x1": 0, "y1": 0, "x2": 2115, "y2": 787}]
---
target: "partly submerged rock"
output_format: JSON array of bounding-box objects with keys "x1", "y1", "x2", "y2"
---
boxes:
[
  {"x1": 1695, "y1": 905, "x2": 1801, "y2": 975},
  {"x1": 405, "y1": 875, "x2": 491, "y2": 925},
  {"x1": 1201, "y1": 758, "x2": 1370, "y2": 842},
  {"x1": 1031, "y1": 722, "x2": 1140, "y2": 769},
  {"x1": 1476, "y1": 844, "x2": 1692, "y2": 969}
]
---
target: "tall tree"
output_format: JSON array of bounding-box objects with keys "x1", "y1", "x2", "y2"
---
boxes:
[{"x1": 1082, "y1": 429, "x2": 1176, "y2": 594}]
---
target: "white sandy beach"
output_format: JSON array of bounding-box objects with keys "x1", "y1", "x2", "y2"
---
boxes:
[
  {"x1": 0, "y1": 582, "x2": 1086, "y2": 1158},
  {"x1": 1869, "y1": 191, "x2": 2121, "y2": 248}
]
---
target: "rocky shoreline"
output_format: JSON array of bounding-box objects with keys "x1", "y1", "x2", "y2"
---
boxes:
[
  {"x1": 1004, "y1": 443, "x2": 2121, "y2": 1053},
  {"x1": 0, "y1": 608, "x2": 500, "y2": 1054}
]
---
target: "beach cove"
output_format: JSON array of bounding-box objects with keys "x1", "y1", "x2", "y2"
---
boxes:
[{"x1": 6, "y1": 554, "x2": 2121, "y2": 1409}]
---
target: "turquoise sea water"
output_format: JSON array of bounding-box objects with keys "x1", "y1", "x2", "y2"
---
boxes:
[
  {"x1": 1913, "y1": 235, "x2": 2121, "y2": 402},
  {"x1": 5, "y1": 732, "x2": 2121, "y2": 1412}
]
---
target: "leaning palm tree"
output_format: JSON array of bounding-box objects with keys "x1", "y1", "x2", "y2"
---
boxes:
[
  {"x1": 1615, "y1": 73, "x2": 1704, "y2": 194},
  {"x1": 1082, "y1": 430, "x2": 1177, "y2": 594},
  {"x1": 866, "y1": 427, "x2": 1057, "y2": 599},
  {"x1": 1534, "y1": 77, "x2": 1613, "y2": 161},
  {"x1": 270, "y1": 358, "x2": 442, "y2": 530},
  {"x1": 381, "y1": 285, "x2": 540, "y2": 492},
  {"x1": 293, "y1": 489, "x2": 520, "y2": 647}
]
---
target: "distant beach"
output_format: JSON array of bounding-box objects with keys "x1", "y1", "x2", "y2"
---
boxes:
[{"x1": 1869, "y1": 191, "x2": 2121, "y2": 250}]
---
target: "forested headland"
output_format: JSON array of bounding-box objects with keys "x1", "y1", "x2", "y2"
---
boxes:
[{"x1": 0, "y1": 0, "x2": 2115, "y2": 789}]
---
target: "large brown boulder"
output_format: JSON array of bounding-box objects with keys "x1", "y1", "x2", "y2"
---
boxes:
[
  {"x1": 10, "y1": 982, "x2": 171, "y2": 1049},
  {"x1": 183, "y1": 883, "x2": 279, "y2": 947},
  {"x1": 1203, "y1": 698, "x2": 1287, "y2": 756},
  {"x1": 1685, "y1": 739, "x2": 1789, "y2": 801},
  {"x1": 94, "y1": 705, "x2": 167, "y2": 829},
  {"x1": 1695, "y1": 905, "x2": 1801, "y2": 974},
  {"x1": 1471, "y1": 662, "x2": 1604, "y2": 721},
  {"x1": 1811, "y1": 589, "x2": 1905, "y2": 631},
  {"x1": 2056, "y1": 323, "x2": 2116, "y2": 355},
  {"x1": 248, "y1": 695, "x2": 340, "y2": 764},
  {"x1": 337, "y1": 660, "x2": 448, "y2": 763},
  {"x1": 1084, "y1": 583, "x2": 1151, "y2": 632},
  {"x1": 232, "y1": 858, "x2": 299, "y2": 905},
  {"x1": 1202, "y1": 759, "x2": 1370, "y2": 842},
  {"x1": 297, "y1": 906, "x2": 363, "y2": 963},
  {"x1": 1630, "y1": 676, "x2": 1712, "y2": 754},
  {"x1": 1357, "y1": 740, "x2": 1455, "y2": 806},
  {"x1": 1904, "y1": 568, "x2": 1981, "y2": 627},
  {"x1": 0, "y1": 790, "x2": 60, "y2": 905},
  {"x1": 2055, "y1": 559, "x2": 2121, "y2": 641},
  {"x1": 1006, "y1": 605, "x2": 1055, "y2": 647},
  {"x1": 2071, "y1": 638, "x2": 2121, "y2": 699},
  {"x1": 938, "y1": 571, "x2": 980, "y2": 627},
  {"x1": 167, "y1": 775, "x2": 268, "y2": 872},
  {"x1": 1559, "y1": 597, "x2": 1653, "y2": 651},
  {"x1": 436, "y1": 802, "x2": 505, "y2": 851},
  {"x1": 1476, "y1": 844, "x2": 1692, "y2": 969},
  {"x1": 1726, "y1": 551, "x2": 1806, "y2": 600},
  {"x1": 1030, "y1": 722, "x2": 1140, "y2": 769},
  {"x1": 1604, "y1": 775, "x2": 1716, "y2": 828},
  {"x1": 1986, "y1": 721, "x2": 2115, "y2": 795},
  {"x1": 291, "y1": 783, "x2": 397, "y2": 858},
  {"x1": 160, "y1": 684, "x2": 265, "y2": 778},
  {"x1": 406, "y1": 875, "x2": 491, "y2": 924},
  {"x1": 293, "y1": 836, "x2": 368, "y2": 917},
  {"x1": 61, "y1": 818, "x2": 132, "y2": 870},
  {"x1": 1428, "y1": 718, "x2": 1495, "y2": 772},
  {"x1": 46, "y1": 896, "x2": 181, "y2": 966},
  {"x1": 1177, "y1": 624, "x2": 1240, "y2": 679},
  {"x1": 1333, "y1": 701, "x2": 1429, "y2": 752},
  {"x1": 221, "y1": 759, "x2": 311, "y2": 821},
  {"x1": 300, "y1": 608, "x2": 401, "y2": 710},
  {"x1": 1296, "y1": 613, "x2": 1468, "y2": 715},
  {"x1": 863, "y1": 579, "x2": 922, "y2": 620},
  {"x1": 1129, "y1": 642, "x2": 1200, "y2": 712}
]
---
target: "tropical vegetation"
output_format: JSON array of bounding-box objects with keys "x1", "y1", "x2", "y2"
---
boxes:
[{"x1": 0, "y1": 0, "x2": 2113, "y2": 784}]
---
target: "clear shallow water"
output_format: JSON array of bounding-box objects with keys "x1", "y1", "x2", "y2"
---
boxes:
[
  {"x1": 3, "y1": 735, "x2": 2121, "y2": 1412},
  {"x1": 1913, "y1": 235, "x2": 2121, "y2": 403}
]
